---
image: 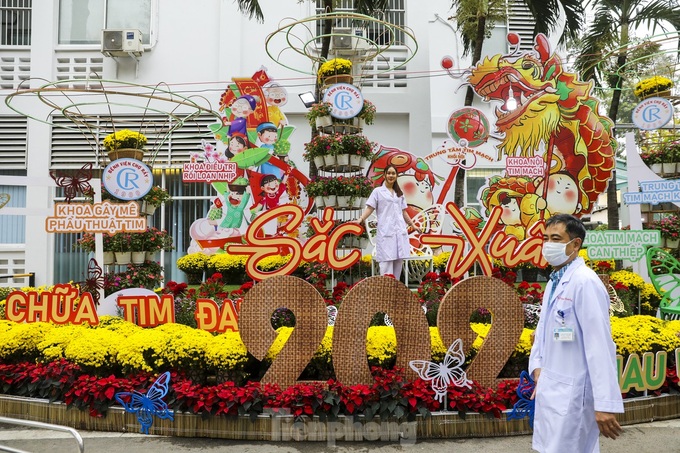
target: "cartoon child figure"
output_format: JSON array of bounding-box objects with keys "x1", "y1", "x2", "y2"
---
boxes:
[
  {"x1": 263, "y1": 82, "x2": 289, "y2": 128},
  {"x1": 538, "y1": 171, "x2": 582, "y2": 215},
  {"x1": 225, "y1": 133, "x2": 248, "y2": 159},
  {"x1": 481, "y1": 175, "x2": 537, "y2": 241},
  {"x1": 225, "y1": 95, "x2": 259, "y2": 138},
  {"x1": 250, "y1": 172, "x2": 289, "y2": 218},
  {"x1": 220, "y1": 177, "x2": 251, "y2": 230},
  {"x1": 256, "y1": 122, "x2": 284, "y2": 179},
  {"x1": 519, "y1": 171, "x2": 582, "y2": 233},
  {"x1": 207, "y1": 197, "x2": 224, "y2": 231}
]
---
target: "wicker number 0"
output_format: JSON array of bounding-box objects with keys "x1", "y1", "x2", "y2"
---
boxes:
[
  {"x1": 437, "y1": 276, "x2": 525, "y2": 388},
  {"x1": 332, "y1": 276, "x2": 432, "y2": 385},
  {"x1": 239, "y1": 275, "x2": 328, "y2": 388}
]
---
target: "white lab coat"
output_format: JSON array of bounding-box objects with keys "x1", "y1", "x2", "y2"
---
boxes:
[
  {"x1": 366, "y1": 185, "x2": 411, "y2": 262},
  {"x1": 528, "y1": 257, "x2": 623, "y2": 453}
]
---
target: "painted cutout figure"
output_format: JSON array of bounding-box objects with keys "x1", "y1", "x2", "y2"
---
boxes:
[
  {"x1": 220, "y1": 177, "x2": 251, "y2": 229},
  {"x1": 263, "y1": 82, "x2": 289, "y2": 128},
  {"x1": 225, "y1": 95, "x2": 259, "y2": 138},
  {"x1": 251, "y1": 172, "x2": 289, "y2": 217}
]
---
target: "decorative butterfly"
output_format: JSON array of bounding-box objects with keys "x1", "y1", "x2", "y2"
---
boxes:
[
  {"x1": 80, "y1": 258, "x2": 104, "y2": 306},
  {"x1": 0, "y1": 193, "x2": 9, "y2": 209},
  {"x1": 115, "y1": 371, "x2": 174, "y2": 434},
  {"x1": 507, "y1": 370, "x2": 536, "y2": 427},
  {"x1": 409, "y1": 338, "x2": 472, "y2": 404},
  {"x1": 647, "y1": 247, "x2": 680, "y2": 319},
  {"x1": 607, "y1": 284, "x2": 625, "y2": 316},
  {"x1": 49, "y1": 163, "x2": 93, "y2": 203},
  {"x1": 408, "y1": 203, "x2": 444, "y2": 249},
  {"x1": 326, "y1": 305, "x2": 338, "y2": 326}
]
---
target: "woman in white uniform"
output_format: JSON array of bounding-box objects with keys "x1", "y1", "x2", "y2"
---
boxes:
[{"x1": 355, "y1": 164, "x2": 419, "y2": 277}]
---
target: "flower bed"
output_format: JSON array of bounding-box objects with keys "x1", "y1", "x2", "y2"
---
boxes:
[{"x1": 0, "y1": 316, "x2": 679, "y2": 423}]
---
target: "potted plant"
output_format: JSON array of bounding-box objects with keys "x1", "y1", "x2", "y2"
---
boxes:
[
  {"x1": 306, "y1": 176, "x2": 341, "y2": 208},
  {"x1": 306, "y1": 102, "x2": 333, "y2": 129},
  {"x1": 303, "y1": 134, "x2": 342, "y2": 170},
  {"x1": 634, "y1": 76, "x2": 673, "y2": 100},
  {"x1": 110, "y1": 232, "x2": 132, "y2": 264},
  {"x1": 103, "y1": 129, "x2": 147, "y2": 161},
  {"x1": 102, "y1": 233, "x2": 115, "y2": 264},
  {"x1": 176, "y1": 253, "x2": 209, "y2": 284},
  {"x1": 317, "y1": 57, "x2": 353, "y2": 85},
  {"x1": 651, "y1": 214, "x2": 680, "y2": 248},
  {"x1": 348, "y1": 175, "x2": 376, "y2": 208},
  {"x1": 74, "y1": 233, "x2": 95, "y2": 254},
  {"x1": 660, "y1": 139, "x2": 680, "y2": 176},
  {"x1": 129, "y1": 232, "x2": 147, "y2": 264},
  {"x1": 640, "y1": 149, "x2": 663, "y2": 174},
  {"x1": 339, "y1": 134, "x2": 374, "y2": 168},
  {"x1": 357, "y1": 99, "x2": 377, "y2": 126},
  {"x1": 141, "y1": 186, "x2": 172, "y2": 215}
]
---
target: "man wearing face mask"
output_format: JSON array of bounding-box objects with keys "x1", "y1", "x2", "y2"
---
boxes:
[{"x1": 529, "y1": 214, "x2": 623, "y2": 453}]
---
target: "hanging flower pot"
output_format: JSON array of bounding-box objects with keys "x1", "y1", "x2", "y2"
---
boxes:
[
  {"x1": 323, "y1": 154, "x2": 337, "y2": 169},
  {"x1": 316, "y1": 115, "x2": 333, "y2": 129},
  {"x1": 131, "y1": 251, "x2": 146, "y2": 264},
  {"x1": 666, "y1": 238, "x2": 680, "y2": 249},
  {"x1": 313, "y1": 155, "x2": 326, "y2": 170},
  {"x1": 102, "y1": 251, "x2": 115, "y2": 265},
  {"x1": 103, "y1": 129, "x2": 147, "y2": 162},
  {"x1": 662, "y1": 162, "x2": 676, "y2": 176},
  {"x1": 336, "y1": 195, "x2": 351, "y2": 209},
  {"x1": 651, "y1": 163, "x2": 663, "y2": 174},
  {"x1": 634, "y1": 76, "x2": 673, "y2": 100},
  {"x1": 315, "y1": 196, "x2": 325, "y2": 208},
  {"x1": 336, "y1": 153, "x2": 350, "y2": 167},
  {"x1": 145, "y1": 250, "x2": 159, "y2": 262},
  {"x1": 324, "y1": 74, "x2": 354, "y2": 85},
  {"x1": 144, "y1": 204, "x2": 157, "y2": 216},
  {"x1": 108, "y1": 148, "x2": 145, "y2": 161},
  {"x1": 115, "y1": 251, "x2": 132, "y2": 265},
  {"x1": 322, "y1": 195, "x2": 337, "y2": 208},
  {"x1": 349, "y1": 154, "x2": 362, "y2": 169}
]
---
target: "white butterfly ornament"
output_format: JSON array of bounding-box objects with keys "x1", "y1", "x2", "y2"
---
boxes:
[{"x1": 409, "y1": 338, "x2": 472, "y2": 404}]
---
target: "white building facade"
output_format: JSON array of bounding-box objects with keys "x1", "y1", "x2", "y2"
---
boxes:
[{"x1": 0, "y1": 0, "x2": 551, "y2": 286}]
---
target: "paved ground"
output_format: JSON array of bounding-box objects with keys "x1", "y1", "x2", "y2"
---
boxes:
[{"x1": 1, "y1": 419, "x2": 679, "y2": 453}]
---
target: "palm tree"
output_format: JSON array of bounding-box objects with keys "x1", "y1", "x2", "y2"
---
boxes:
[
  {"x1": 573, "y1": 0, "x2": 680, "y2": 230},
  {"x1": 233, "y1": 0, "x2": 389, "y2": 181},
  {"x1": 448, "y1": 0, "x2": 586, "y2": 206}
]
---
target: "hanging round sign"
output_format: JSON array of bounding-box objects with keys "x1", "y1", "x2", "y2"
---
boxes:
[
  {"x1": 103, "y1": 158, "x2": 153, "y2": 201},
  {"x1": 632, "y1": 97, "x2": 673, "y2": 130},
  {"x1": 322, "y1": 83, "x2": 364, "y2": 119},
  {"x1": 447, "y1": 108, "x2": 490, "y2": 148}
]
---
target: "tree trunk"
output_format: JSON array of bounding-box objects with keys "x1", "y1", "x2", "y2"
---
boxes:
[
  {"x1": 309, "y1": 0, "x2": 334, "y2": 182},
  {"x1": 453, "y1": 14, "x2": 486, "y2": 207},
  {"x1": 605, "y1": 25, "x2": 629, "y2": 231}
]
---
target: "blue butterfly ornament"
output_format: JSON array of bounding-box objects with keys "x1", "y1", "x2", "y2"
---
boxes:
[{"x1": 115, "y1": 372, "x2": 174, "y2": 434}]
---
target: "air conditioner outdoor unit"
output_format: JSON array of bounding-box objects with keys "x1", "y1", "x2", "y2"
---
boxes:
[
  {"x1": 331, "y1": 27, "x2": 353, "y2": 50},
  {"x1": 101, "y1": 29, "x2": 143, "y2": 57},
  {"x1": 331, "y1": 27, "x2": 369, "y2": 55}
]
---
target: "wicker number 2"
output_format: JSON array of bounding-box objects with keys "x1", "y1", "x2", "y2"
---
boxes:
[
  {"x1": 437, "y1": 276, "x2": 525, "y2": 388},
  {"x1": 239, "y1": 275, "x2": 523, "y2": 389},
  {"x1": 239, "y1": 275, "x2": 328, "y2": 388}
]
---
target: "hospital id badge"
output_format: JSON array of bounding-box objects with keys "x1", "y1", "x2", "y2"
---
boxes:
[{"x1": 553, "y1": 327, "x2": 574, "y2": 342}]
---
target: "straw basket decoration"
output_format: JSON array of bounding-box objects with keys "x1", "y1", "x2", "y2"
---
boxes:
[
  {"x1": 437, "y1": 276, "x2": 524, "y2": 388},
  {"x1": 108, "y1": 148, "x2": 145, "y2": 161},
  {"x1": 239, "y1": 275, "x2": 328, "y2": 388},
  {"x1": 323, "y1": 74, "x2": 354, "y2": 86},
  {"x1": 333, "y1": 276, "x2": 432, "y2": 385}
]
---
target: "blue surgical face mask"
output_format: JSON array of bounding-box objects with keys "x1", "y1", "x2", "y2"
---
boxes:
[{"x1": 541, "y1": 239, "x2": 575, "y2": 267}]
